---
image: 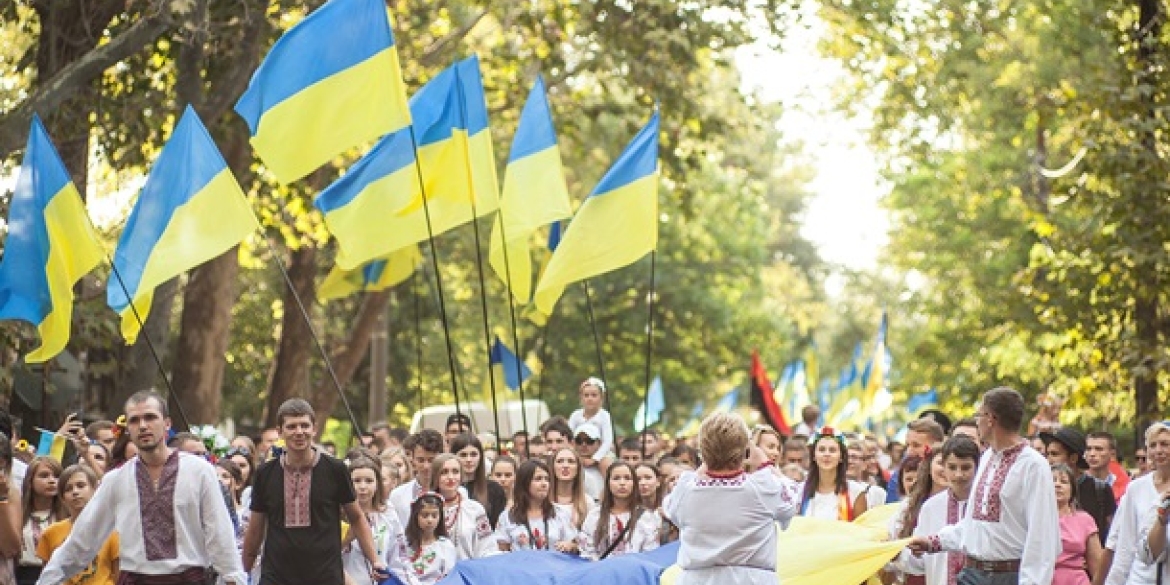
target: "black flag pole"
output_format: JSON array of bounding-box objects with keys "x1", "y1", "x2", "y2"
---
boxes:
[
  {"x1": 105, "y1": 258, "x2": 192, "y2": 431},
  {"x1": 582, "y1": 281, "x2": 614, "y2": 447},
  {"x1": 639, "y1": 251, "x2": 658, "y2": 458}
]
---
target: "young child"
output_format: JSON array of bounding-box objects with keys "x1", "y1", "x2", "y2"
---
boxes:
[
  {"x1": 344, "y1": 457, "x2": 403, "y2": 585},
  {"x1": 568, "y1": 378, "x2": 614, "y2": 460},
  {"x1": 902, "y1": 436, "x2": 980, "y2": 585},
  {"x1": 18, "y1": 457, "x2": 66, "y2": 585},
  {"x1": 35, "y1": 465, "x2": 118, "y2": 585},
  {"x1": 579, "y1": 462, "x2": 660, "y2": 560},
  {"x1": 390, "y1": 493, "x2": 457, "y2": 585}
]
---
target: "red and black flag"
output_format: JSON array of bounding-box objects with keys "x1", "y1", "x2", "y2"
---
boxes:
[{"x1": 750, "y1": 350, "x2": 791, "y2": 435}]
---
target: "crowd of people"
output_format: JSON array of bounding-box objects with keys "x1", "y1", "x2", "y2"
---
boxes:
[{"x1": 0, "y1": 379, "x2": 1162, "y2": 585}]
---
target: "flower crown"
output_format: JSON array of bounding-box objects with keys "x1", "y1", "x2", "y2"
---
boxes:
[
  {"x1": 811, "y1": 426, "x2": 848, "y2": 450},
  {"x1": 190, "y1": 425, "x2": 231, "y2": 461}
]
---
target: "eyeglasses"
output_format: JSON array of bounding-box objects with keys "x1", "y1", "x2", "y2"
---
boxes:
[{"x1": 574, "y1": 437, "x2": 598, "y2": 446}]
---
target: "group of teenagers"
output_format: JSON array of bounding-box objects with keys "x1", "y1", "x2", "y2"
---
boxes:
[{"x1": 0, "y1": 379, "x2": 1168, "y2": 585}]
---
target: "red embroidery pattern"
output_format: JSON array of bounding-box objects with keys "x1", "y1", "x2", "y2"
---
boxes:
[
  {"x1": 694, "y1": 474, "x2": 747, "y2": 488},
  {"x1": 946, "y1": 494, "x2": 966, "y2": 585},
  {"x1": 282, "y1": 454, "x2": 317, "y2": 528},
  {"x1": 135, "y1": 450, "x2": 180, "y2": 560},
  {"x1": 971, "y1": 442, "x2": 1024, "y2": 523}
]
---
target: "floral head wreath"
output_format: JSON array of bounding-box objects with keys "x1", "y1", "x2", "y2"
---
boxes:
[
  {"x1": 810, "y1": 426, "x2": 848, "y2": 452},
  {"x1": 113, "y1": 415, "x2": 127, "y2": 438}
]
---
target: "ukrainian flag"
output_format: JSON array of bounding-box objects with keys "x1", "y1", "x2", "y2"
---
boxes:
[
  {"x1": 235, "y1": 0, "x2": 411, "y2": 183},
  {"x1": 0, "y1": 116, "x2": 103, "y2": 363},
  {"x1": 34, "y1": 428, "x2": 67, "y2": 461},
  {"x1": 108, "y1": 106, "x2": 258, "y2": 343},
  {"x1": 489, "y1": 76, "x2": 573, "y2": 304},
  {"x1": 315, "y1": 56, "x2": 499, "y2": 270},
  {"x1": 488, "y1": 336, "x2": 532, "y2": 391},
  {"x1": 533, "y1": 111, "x2": 660, "y2": 316},
  {"x1": 318, "y1": 245, "x2": 422, "y2": 302}
]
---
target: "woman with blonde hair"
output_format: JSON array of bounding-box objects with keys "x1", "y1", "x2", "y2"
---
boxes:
[{"x1": 663, "y1": 412, "x2": 798, "y2": 584}]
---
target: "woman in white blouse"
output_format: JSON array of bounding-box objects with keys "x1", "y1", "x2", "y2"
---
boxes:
[
  {"x1": 798, "y1": 427, "x2": 870, "y2": 521},
  {"x1": 579, "y1": 461, "x2": 660, "y2": 560},
  {"x1": 428, "y1": 454, "x2": 498, "y2": 560},
  {"x1": 495, "y1": 459, "x2": 578, "y2": 553}
]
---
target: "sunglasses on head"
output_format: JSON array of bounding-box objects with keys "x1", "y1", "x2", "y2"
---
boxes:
[
  {"x1": 227, "y1": 447, "x2": 251, "y2": 458},
  {"x1": 574, "y1": 437, "x2": 597, "y2": 445}
]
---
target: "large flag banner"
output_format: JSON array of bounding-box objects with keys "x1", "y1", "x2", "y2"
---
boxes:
[
  {"x1": 235, "y1": 0, "x2": 411, "y2": 183},
  {"x1": 108, "y1": 106, "x2": 257, "y2": 343},
  {"x1": 533, "y1": 111, "x2": 660, "y2": 316},
  {"x1": 634, "y1": 375, "x2": 666, "y2": 432},
  {"x1": 318, "y1": 245, "x2": 422, "y2": 302},
  {"x1": 0, "y1": 116, "x2": 103, "y2": 363},
  {"x1": 315, "y1": 56, "x2": 499, "y2": 270},
  {"x1": 749, "y1": 350, "x2": 791, "y2": 435},
  {"x1": 489, "y1": 76, "x2": 573, "y2": 303}
]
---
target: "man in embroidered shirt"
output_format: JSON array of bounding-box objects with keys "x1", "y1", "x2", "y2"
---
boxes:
[
  {"x1": 37, "y1": 391, "x2": 245, "y2": 585},
  {"x1": 242, "y1": 399, "x2": 386, "y2": 584},
  {"x1": 909, "y1": 387, "x2": 1060, "y2": 585}
]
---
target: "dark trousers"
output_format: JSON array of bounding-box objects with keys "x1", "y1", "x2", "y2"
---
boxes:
[{"x1": 957, "y1": 567, "x2": 1020, "y2": 585}]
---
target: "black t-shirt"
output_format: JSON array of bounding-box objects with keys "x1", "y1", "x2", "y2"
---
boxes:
[
  {"x1": 251, "y1": 452, "x2": 356, "y2": 585},
  {"x1": 1076, "y1": 474, "x2": 1116, "y2": 547},
  {"x1": 465, "y1": 480, "x2": 508, "y2": 530}
]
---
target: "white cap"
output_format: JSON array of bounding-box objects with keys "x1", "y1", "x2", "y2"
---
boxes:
[{"x1": 574, "y1": 421, "x2": 602, "y2": 441}]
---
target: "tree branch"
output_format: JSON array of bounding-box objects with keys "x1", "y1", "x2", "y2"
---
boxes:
[
  {"x1": 0, "y1": 3, "x2": 179, "y2": 158},
  {"x1": 418, "y1": 10, "x2": 488, "y2": 66}
]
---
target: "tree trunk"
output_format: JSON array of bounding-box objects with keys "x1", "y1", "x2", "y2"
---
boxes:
[
  {"x1": 1132, "y1": 0, "x2": 1163, "y2": 443},
  {"x1": 308, "y1": 291, "x2": 390, "y2": 432},
  {"x1": 264, "y1": 247, "x2": 318, "y2": 428}
]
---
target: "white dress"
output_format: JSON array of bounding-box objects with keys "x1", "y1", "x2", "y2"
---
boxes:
[
  {"x1": 443, "y1": 495, "x2": 498, "y2": 559},
  {"x1": 578, "y1": 507, "x2": 661, "y2": 560},
  {"x1": 800, "y1": 479, "x2": 871, "y2": 520},
  {"x1": 663, "y1": 467, "x2": 798, "y2": 585},
  {"x1": 553, "y1": 500, "x2": 595, "y2": 531},
  {"x1": 342, "y1": 508, "x2": 404, "y2": 585},
  {"x1": 389, "y1": 537, "x2": 457, "y2": 585},
  {"x1": 494, "y1": 509, "x2": 579, "y2": 551}
]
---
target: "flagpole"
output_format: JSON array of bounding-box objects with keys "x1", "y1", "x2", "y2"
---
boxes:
[
  {"x1": 639, "y1": 251, "x2": 658, "y2": 458},
  {"x1": 582, "y1": 281, "x2": 615, "y2": 448},
  {"x1": 405, "y1": 125, "x2": 464, "y2": 424},
  {"x1": 105, "y1": 258, "x2": 192, "y2": 432},
  {"x1": 258, "y1": 237, "x2": 365, "y2": 437},
  {"x1": 452, "y1": 63, "x2": 502, "y2": 442},
  {"x1": 414, "y1": 271, "x2": 424, "y2": 415}
]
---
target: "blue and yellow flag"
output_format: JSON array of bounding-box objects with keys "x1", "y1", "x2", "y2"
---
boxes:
[
  {"x1": 318, "y1": 245, "x2": 422, "y2": 302},
  {"x1": 489, "y1": 76, "x2": 573, "y2": 304},
  {"x1": 0, "y1": 117, "x2": 103, "y2": 363},
  {"x1": 533, "y1": 111, "x2": 660, "y2": 316},
  {"x1": 34, "y1": 428, "x2": 67, "y2": 461},
  {"x1": 634, "y1": 375, "x2": 666, "y2": 432},
  {"x1": 235, "y1": 0, "x2": 411, "y2": 183},
  {"x1": 315, "y1": 56, "x2": 499, "y2": 270},
  {"x1": 488, "y1": 336, "x2": 532, "y2": 391},
  {"x1": 862, "y1": 312, "x2": 891, "y2": 419},
  {"x1": 108, "y1": 106, "x2": 257, "y2": 343}
]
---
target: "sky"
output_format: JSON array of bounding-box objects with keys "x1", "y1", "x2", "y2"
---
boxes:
[{"x1": 736, "y1": 12, "x2": 889, "y2": 272}]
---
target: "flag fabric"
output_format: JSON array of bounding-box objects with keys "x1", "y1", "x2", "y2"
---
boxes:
[
  {"x1": 906, "y1": 388, "x2": 940, "y2": 419},
  {"x1": 862, "y1": 312, "x2": 892, "y2": 418},
  {"x1": 677, "y1": 402, "x2": 705, "y2": 437},
  {"x1": 35, "y1": 428, "x2": 67, "y2": 461},
  {"x1": 489, "y1": 76, "x2": 573, "y2": 303},
  {"x1": 235, "y1": 0, "x2": 411, "y2": 183},
  {"x1": 488, "y1": 336, "x2": 532, "y2": 391},
  {"x1": 0, "y1": 116, "x2": 104, "y2": 363},
  {"x1": 108, "y1": 106, "x2": 257, "y2": 344},
  {"x1": 315, "y1": 56, "x2": 499, "y2": 270},
  {"x1": 318, "y1": 245, "x2": 422, "y2": 302},
  {"x1": 715, "y1": 388, "x2": 739, "y2": 413},
  {"x1": 634, "y1": 375, "x2": 666, "y2": 432},
  {"x1": 532, "y1": 111, "x2": 660, "y2": 316},
  {"x1": 749, "y1": 351, "x2": 791, "y2": 436},
  {"x1": 526, "y1": 220, "x2": 565, "y2": 327}
]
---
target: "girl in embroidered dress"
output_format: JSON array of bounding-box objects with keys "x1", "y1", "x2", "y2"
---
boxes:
[
  {"x1": 449, "y1": 434, "x2": 507, "y2": 531},
  {"x1": 495, "y1": 459, "x2": 578, "y2": 553},
  {"x1": 16, "y1": 457, "x2": 65, "y2": 585},
  {"x1": 549, "y1": 449, "x2": 592, "y2": 530},
  {"x1": 428, "y1": 454, "x2": 498, "y2": 559},
  {"x1": 343, "y1": 457, "x2": 404, "y2": 585},
  {"x1": 1051, "y1": 463, "x2": 1102, "y2": 585},
  {"x1": 635, "y1": 463, "x2": 663, "y2": 510},
  {"x1": 799, "y1": 427, "x2": 870, "y2": 521},
  {"x1": 887, "y1": 448, "x2": 947, "y2": 585},
  {"x1": 35, "y1": 465, "x2": 119, "y2": 585},
  {"x1": 390, "y1": 493, "x2": 456, "y2": 585},
  {"x1": 579, "y1": 462, "x2": 660, "y2": 560},
  {"x1": 380, "y1": 448, "x2": 411, "y2": 501},
  {"x1": 490, "y1": 456, "x2": 517, "y2": 511},
  {"x1": 214, "y1": 459, "x2": 245, "y2": 549}
]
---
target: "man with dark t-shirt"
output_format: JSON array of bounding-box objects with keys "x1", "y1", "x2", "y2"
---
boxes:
[{"x1": 242, "y1": 399, "x2": 387, "y2": 584}]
